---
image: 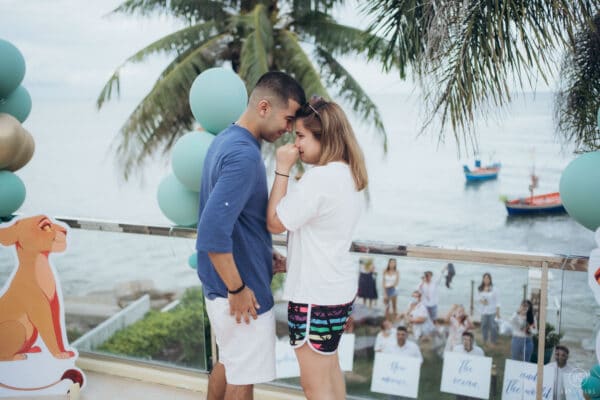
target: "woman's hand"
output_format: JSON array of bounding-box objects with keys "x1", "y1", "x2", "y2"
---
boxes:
[{"x1": 276, "y1": 144, "x2": 299, "y2": 174}]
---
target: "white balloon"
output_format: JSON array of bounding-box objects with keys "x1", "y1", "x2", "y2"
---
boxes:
[
  {"x1": 0, "y1": 113, "x2": 26, "y2": 169},
  {"x1": 7, "y1": 128, "x2": 34, "y2": 172}
]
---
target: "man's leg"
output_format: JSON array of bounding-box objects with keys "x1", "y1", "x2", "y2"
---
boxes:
[{"x1": 207, "y1": 362, "x2": 227, "y2": 400}]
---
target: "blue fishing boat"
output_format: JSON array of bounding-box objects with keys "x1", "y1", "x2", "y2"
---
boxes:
[
  {"x1": 463, "y1": 160, "x2": 501, "y2": 182},
  {"x1": 505, "y1": 192, "x2": 566, "y2": 216}
]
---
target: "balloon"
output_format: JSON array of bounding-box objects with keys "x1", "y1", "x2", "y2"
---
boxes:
[
  {"x1": 559, "y1": 151, "x2": 600, "y2": 231},
  {"x1": 156, "y1": 174, "x2": 199, "y2": 226},
  {"x1": 0, "y1": 39, "x2": 26, "y2": 98},
  {"x1": 189, "y1": 68, "x2": 247, "y2": 134},
  {"x1": 171, "y1": 131, "x2": 214, "y2": 192},
  {"x1": 8, "y1": 128, "x2": 34, "y2": 172},
  {"x1": 581, "y1": 375, "x2": 600, "y2": 396},
  {"x1": 0, "y1": 113, "x2": 26, "y2": 168},
  {"x1": 597, "y1": 106, "x2": 600, "y2": 131},
  {"x1": 0, "y1": 86, "x2": 32, "y2": 123},
  {"x1": 188, "y1": 252, "x2": 198, "y2": 269},
  {"x1": 591, "y1": 364, "x2": 600, "y2": 380},
  {"x1": 0, "y1": 171, "x2": 26, "y2": 217}
]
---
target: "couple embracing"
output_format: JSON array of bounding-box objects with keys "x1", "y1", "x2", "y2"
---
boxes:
[{"x1": 196, "y1": 71, "x2": 367, "y2": 400}]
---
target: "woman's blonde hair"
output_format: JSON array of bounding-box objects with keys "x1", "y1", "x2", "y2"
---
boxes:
[{"x1": 296, "y1": 97, "x2": 368, "y2": 191}]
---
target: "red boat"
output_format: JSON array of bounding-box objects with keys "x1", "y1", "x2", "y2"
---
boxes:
[{"x1": 505, "y1": 192, "x2": 566, "y2": 216}]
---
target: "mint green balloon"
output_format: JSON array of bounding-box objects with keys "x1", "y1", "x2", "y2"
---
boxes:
[
  {"x1": 171, "y1": 131, "x2": 214, "y2": 192},
  {"x1": 0, "y1": 171, "x2": 26, "y2": 217},
  {"x1": 189, "y1": 68, "x2": 247, "y2": 134},
  {"x1": 560, "y1": 151, "x2": 600, "y2": 231},
  {"x1": 0, "y1": 86, "x2": 32, "y2": 123},
  {"x1": 157, "y1": 174, "x2": 199, "y2": 226},
  {"x1": 188, "y1": 252, "x2": 198, "y2": 269},
  {"x1": 0, "y1": 39, "x2": 26, "y2": 98}
]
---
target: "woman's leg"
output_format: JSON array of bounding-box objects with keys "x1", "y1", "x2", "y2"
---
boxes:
[
  {"x1": 524, "y1": 337, "x2": 534, "y2": 362},
  {"x1": 490, "y1": 316, "x2": 498, "y2": 344},
  {"x1": 391, "y1": 295, "x2": 398, "y2": 316},
  {"x1": 295, "y1": 343, "x2": 341, "y2": 399},
  {"x1": 481, "y1": 314, "x2": 490, "y2": 343},
  {"x1": 511, "y1": 337, "x2": 522, "y2": 360}
]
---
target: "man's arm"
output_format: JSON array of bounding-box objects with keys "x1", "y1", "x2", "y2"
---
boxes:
[{"x1": 208, "y1": 252, "x2": 260, "y2": 324}]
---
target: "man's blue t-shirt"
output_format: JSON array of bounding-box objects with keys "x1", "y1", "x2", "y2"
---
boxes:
[{"x1": 196, "y1": 124, "x2": 274, "y2": 314}]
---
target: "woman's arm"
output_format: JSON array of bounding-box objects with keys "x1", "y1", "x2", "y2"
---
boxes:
[{"x1": 266, "y1": 144, "x2": 298, "y2": 234}]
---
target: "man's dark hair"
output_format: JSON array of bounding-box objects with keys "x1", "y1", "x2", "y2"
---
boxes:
[
  {"x1": 397, "y1": 326, "x2": 408, "y2": 333},
  {"x1": 555, "y1": 345, "x2": 569, "y2": 355},
  {"x1": 462, "y1": 331, "x2": 474, "y2": 339},
  {"x1": 253, "y1": 71, "x2": 306, "y2": 106}
]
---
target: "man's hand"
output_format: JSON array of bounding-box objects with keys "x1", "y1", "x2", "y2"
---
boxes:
[
  {"x1": 228, "y1": 287, "x2": 260, "y2": 324},
  {"x1": 273, "y1": 250, "x2": 286, "y2": 274}
]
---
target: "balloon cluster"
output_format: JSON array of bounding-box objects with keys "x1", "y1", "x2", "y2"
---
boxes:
[
  {"x1": 156, "y1": 68, "x2": 247, "y2": 228},
  {"x1": 0, "y1": 39, "x2": 34, "y2": 219},
  {"x1": 581, "y1": 365, "x2": 600, "y2": 399},
  {"x1": 559, "y1": 109, "x2": 600, "y2": 232}
]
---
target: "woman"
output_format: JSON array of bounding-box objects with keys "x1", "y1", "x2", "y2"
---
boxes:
[
  {"x1": 510, "y1": 299, "x2": 536, "y2": 361},
  {"x1": 374, "y1": 319, "x2": 395, "y2": 353},
  {"x1": 383, "y1": 258, "x2": 399, "y2": 318},
  {"x1": 477, "y1": 273, "x2": 500, "y2": 346},
  {"x1": 266, "y1": 96, "x2": 368, "y2": 400},
  {"x1": 444, "y1": 304, "x2": 473, "y2": 353},
  {"x1": 357, "y1": 257, "x2": 378, "y2": 308}
]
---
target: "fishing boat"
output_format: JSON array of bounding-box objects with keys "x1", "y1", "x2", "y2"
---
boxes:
[
  {"x1": 463, "y1": 160, "x2": 501, "y2": 182},
  {"x1": 504, "y1": 192, "x2": 566, "y2": 216}
]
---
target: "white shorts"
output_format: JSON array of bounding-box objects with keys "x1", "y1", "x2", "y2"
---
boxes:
[{"x1": 205, "y1": 296, "x2": 276, "y2": 385}]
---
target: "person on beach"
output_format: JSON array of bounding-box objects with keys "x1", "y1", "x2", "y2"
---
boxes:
[
  {"x1": 418, "y1": 267, "x2": 446, "y2": 320},
  {"x1": 444, "y1": 304, "x2": 474, "y2": 353},
  {"x1": 386, "y1": 326, "x2": 423, "y2": 400},
  {"x1": 196, "y1": 71, "x2": 305, "y2": 400},
  {"x1": 383, "y1": 258, "x2": 400, "y2": 318},
  {"x1": 548, "y1": 345, "x2": 575, "y2": 400},
  {"x1": 402, "y1": 290, "x2": 434, "y2": 341},
  {"x1": 374, "y1": 319, "x2": 396, "y2": 353},
  {"x1": 266, "y1": 96, "x2": 368, "y2": 400},
  {"x1": 510, "y1": 299, "x2": 536, "y2": 362},
  {"x1": 477, "y1": 272, "x2": 500, "y2": 347},
  {"x1": 358, "y1": 257, "x2": 378, "y2": 308}
]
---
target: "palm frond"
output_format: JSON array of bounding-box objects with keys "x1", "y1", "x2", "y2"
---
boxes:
[
  {"x1": 111, "y1": 0, "x2": 230, "y2": 23},
  {"x1": 97, "y1": 21, "x2": 220, "y2": 108},
  {"x1": 114, "y1": 34, "x2": 229, "y2": 178},
  {"x1": 315, "y1": 47, "x2": 388, "y2": 152},
  {"x1": 275, "y1": 29, "x2": 329, "y2": 98},
  {"x1": 555, "y1": 13, "x2": 600, "y2": 152},
  {"x1": 238, "y1": 4, "x2": 273, "y2": 89}
]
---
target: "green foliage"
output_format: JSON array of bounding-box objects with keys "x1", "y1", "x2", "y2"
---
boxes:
[
  {"x1": 98, "y1": 287, "x2": 208, "y2": 367},
  {"x1": 555, "y1": 13, "x2": 600, "y2": 152},
  {"x1": 99, "y1": 0, "x2": 390, "y2": 178},
  {"x1": 533, "y1": 322, "x2": 564, "y2": 349},
  {"x1": 363, "y1": 0, "x2": 598, "y2": 154}
]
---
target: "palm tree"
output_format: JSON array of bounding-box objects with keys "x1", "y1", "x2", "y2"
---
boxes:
[
  {"x1": 97, "y1": 0, "x2": 390, "y2": 177},
  {"x1": 555, "y1": 12, "x2": 600, "y2": 152},
  {"x1": 362, "y1": 0, "x2": 598, "y2": 153}
]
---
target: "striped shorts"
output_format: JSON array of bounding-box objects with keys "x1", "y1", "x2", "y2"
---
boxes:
[{"x1": 287, "y1": 300, "x2": 353, "y2": 354}]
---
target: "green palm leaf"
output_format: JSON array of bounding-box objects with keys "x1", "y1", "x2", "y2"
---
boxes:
[{"x1": 237, "y1": 4, "x2": 273, "y2": 89}]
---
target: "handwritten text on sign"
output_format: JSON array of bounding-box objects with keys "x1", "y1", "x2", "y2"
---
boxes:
[
  {"x1": 502, "y1": 359, "x2": 555, "y2": 400},
  {"x1": 370, "y1": 353, "x2": 421, "y2": 399},
  {"x1": 440, "y1": 351, "x2": 492, "y2": 399}
]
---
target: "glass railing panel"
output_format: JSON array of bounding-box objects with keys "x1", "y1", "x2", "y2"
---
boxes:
[{"x1": 0, "y1": 224, "x2": 209, "y2": 372}]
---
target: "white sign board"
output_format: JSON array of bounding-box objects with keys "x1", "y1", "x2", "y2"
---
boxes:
[
  {"x1": 440, "y1": 351, "x2": 492, "y2": 399},
  {"x1": 370, "y1": 353, "x2": 421, "y2": 398},
  {"x1": 275, "y1": 334, "x2": 355, "y2": 379},
  {"x1": 502, "y1": 359, "x2": 554, "y2": 400}
]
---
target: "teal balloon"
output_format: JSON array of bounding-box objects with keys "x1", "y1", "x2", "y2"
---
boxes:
[
  {"x1": 597, "y1": 106, "x2": 600, "y2": 131},
  {"x1": 0, "y1": 86, "x2": 32, "y2": 123},
  {"x1": 591, "y1": 364, "x2": 600, "y2": 380},
  {"x1": 581, "y1": 375, "x2": 600, "y2": 396},
  {"x1": 0, "y1": 39, "x2": 26, "y2": 98},
  {"x1": 189, "y1": 68, "x2": 247, "y2": 134},
  {"x1": 171, "y1": 131, "x2": 214, "y2": 192},
  {"x1": 188, "y1": 252, "x2": 198, "y2": 269},
  {"x1": 0, "y1": 171, "x2": 26, "y2": 217},
  {"x1": 157, "y1": 174, "x2": 199, "y2": 226},
  {"x1": 559, "y1": 151, "x2": 600, "y2": 231}
]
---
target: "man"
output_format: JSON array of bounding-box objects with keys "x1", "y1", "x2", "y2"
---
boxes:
[
  {"x1": 453, "y1": 332, "x2": 484, "y2": 400},
  {"x1": 453, "y1": 331, "x2": 484, "y2": 356},
  {"x1": 547, "y1": 345, "x2": 575, "y2": 400},
  {"x1": 386, "y1": 326, "x2": 423, "y2": 400},
  {"x1": 196, "y1": 71, "x2": 306, "y2": 400}
]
